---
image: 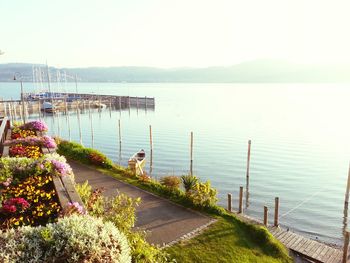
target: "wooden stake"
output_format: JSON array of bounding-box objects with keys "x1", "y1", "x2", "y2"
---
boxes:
[
  {"x1": 149, "y1": 125, "x2": 153, "y2": 173},
  {"x1": 118, "y1": 119, "x2": 122, "y2": 164},
  {"x1": 344, "y1": 163, "x2": 350, "y2": 216},
  {"x1": 264, "y1": 206, "x2": 268, "y2": 226},
  {"x1": 4, "y1": 102, "x2": 7, "y2": 118},
  {"x1": 109, "y1": 98, "x2": 112, "y2": 117},
  {"x1": 57, "y1": 111, "x2": 61, "y2": 137},
  {"x1": 77, "y1": 106, "x2": 82, "y2": 145},
  {"x1": 343, "y1": 231, "x2": 349, "y2": 263},
  {"x1": 90, "y1": 110, "x2": 94, "y2": 148},
  {"x1": 246, "y1": 140, "x2": 251, "y2": 180},
  {"x1": 118, "y1": 119, "x2": 122, "y2": 145},
  {"x1": 38, "y1": 100, "x2": 41, "y2": 120},
  {"x1": 228, "y1": 193, "x2": 232, "y2": 212},
  {"x1": 274, "y1": 197, "x2": 279, "y2": 227},
  {"x1": 66, "y1": 100, "x2": 71, "y2": 142},
  {"x1": 190, "y1": 131, "x2": 193, "y2": 175},
  {"x1": 239, "y1": 186, "x2": 243, "y2": 213}
]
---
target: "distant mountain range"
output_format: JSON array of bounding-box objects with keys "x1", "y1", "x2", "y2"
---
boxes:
[{"x1": 0, "y1": 60, "x2": 349, "y2": 83}]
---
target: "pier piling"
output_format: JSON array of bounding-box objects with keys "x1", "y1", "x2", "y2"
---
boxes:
[
  {"x1": 190, "y1": 131, "x2": 193, "y2": 175},
  {"x1": 343, "y1": 231, "x2": 349, "y2": 263},
  {"x1": 239, "y1": 186, "x2": 243, "y2": 213},
  {"x1": 264, "y1": 206, "x2": 268, "y2": 226},
  {"x1": 274, "y1": 197, "x2": 279, "y2": 227},
  {"x1": 228, "y1": 193, "x2": 232, "y2": 212},
  {"x1": 246, "y1": 140, "x2": 251, "y2": 208},
  {"x1": 149, "y1": 125, "x2": 153, "y2": 174}
]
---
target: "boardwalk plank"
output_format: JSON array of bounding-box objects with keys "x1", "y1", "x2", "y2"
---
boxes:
[
  {"x1": 284, "y1": 233, "x2": 298, "y2": 247},
  {"x1": 288, "y1": 236, "x2": 305, "y2": 250}
]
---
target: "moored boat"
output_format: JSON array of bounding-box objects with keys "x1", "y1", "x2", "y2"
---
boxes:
[{"x1": 128, "y1": 149, "x2": 146, "y2": 176}]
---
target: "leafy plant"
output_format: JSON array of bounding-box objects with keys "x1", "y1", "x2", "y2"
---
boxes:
[
  {"x1": 181, "y1": 174, "x2": 199, "y2": 193},
  {"x1": 187, "y1": 181, "x2": 218, "y2": 207},
  {"x1": 160, "y1": 176, "x2": 181, "y2": 190}
]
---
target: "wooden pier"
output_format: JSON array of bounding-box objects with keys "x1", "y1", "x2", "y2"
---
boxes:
[
  {"x1": 0, "y1": 92, "x2": 155, "y2": 115},
  {"x1": 269, "y1": 226, "x2": 342, "y2": 263}
]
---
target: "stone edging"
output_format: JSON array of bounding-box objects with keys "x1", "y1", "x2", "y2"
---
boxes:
[{"x1": 160, "y1": 219, "x2": 218, "y2": 248}]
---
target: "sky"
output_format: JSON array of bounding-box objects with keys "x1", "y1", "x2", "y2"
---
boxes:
[{"x1": 0, "y1": 0, "x2": 350, "y2": 68}]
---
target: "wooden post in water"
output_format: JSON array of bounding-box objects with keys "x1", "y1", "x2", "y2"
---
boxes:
[
  {"x1": 57, "y1": 111, "x2": 61, "y2": 137},
  {"x1": 274, "y1": 197, "x2": 279, "y2": 227},
  {"x1": 149, "y1": 125, "x2": 153, "y2": 173},
  {"x1": 264, "y1": 206, "x2": 268, "y2": 226},
  {"x1": 246, "y1": 140, "x2": 251, "y2": 208},
  {"x1": 8, "y1": 102, "x2": 12, "y2": 122},
  {"x1": 136, "y1": 97, "x2": 139, "y2": 114},
  {"x1": 190, "y1": 131, "x2": 193, "y2": 175},
  {"x1": 4, "y1": 102, "x2": 7, "y2": 117},
  {"x1": 38, "y1": 100, "x2": 41, "y2": 120},
  {"x1": 343, "y1": 231, "x2": 349, "y2": 263},
  {"x1": 90, "y1": 109, "x2": 94, "y2": 148},
  {"x1": 77, "y1": 106, "x2": 83, "y2": 145},
  {"x1": 109, "y1": 98, "x2": 112, "y2": 117},
  {"x1": 344, "y1": 163, "x2": 350, "y2": 223},
  {"x1": 239, "y1": 186, "x2": 243, "y2": 213},
  {"x1": 65, "y1": 100, "x2": 71, "y2": 141},
  {"x1": 118, "y1": 119, "x2": 122, "y2": 164},
  {"x1": 228, "y1": 193, "x2": 232, "y2": 212}
]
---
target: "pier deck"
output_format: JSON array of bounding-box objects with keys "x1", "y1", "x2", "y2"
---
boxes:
[{"x1": 269, "y1": 226, "x2": 342, "y2": 263}]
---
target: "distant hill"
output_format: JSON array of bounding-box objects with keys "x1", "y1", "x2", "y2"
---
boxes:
[{"x1": 0, "y1": 60, "x2": 349, "y2": 83}]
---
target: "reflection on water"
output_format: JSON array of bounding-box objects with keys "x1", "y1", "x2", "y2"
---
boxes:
[{"x1": 2, "y1": 82, "x2": 350, "y2": 245}]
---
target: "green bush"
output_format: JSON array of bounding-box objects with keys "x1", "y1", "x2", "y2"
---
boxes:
[
  {"x1": 181, "y1": 174, "x2": 199, "y2": 193},
  {"x1": 75, "y1": 181, "x2": 173, "y2": 263},
  {"x1": 57, "y1": 140, "x2": 113, "y2": 168},
  {"x1": 187, "y1": 181, "x2": 218, "y2": 207},
  {"x1": 160, "y1": 176, "x2": 181, "y2": 190},
  {"x1": 0, "y1": 215, "x2": 131, "y2": 263}
]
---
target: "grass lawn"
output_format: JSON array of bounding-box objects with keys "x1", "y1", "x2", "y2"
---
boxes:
[{"x1": 165, "y1": 217, "x2": 291, "y2": 263}]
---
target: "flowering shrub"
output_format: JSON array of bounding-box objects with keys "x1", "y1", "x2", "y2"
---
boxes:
[
  {"x1": 0, "y1": 215, "x2": 131, "y2": 263},
  {"x1": 9, "y1": 144, "x2": 42, "y2": 159},
  {"x1": 62, "y1": 202, "x2": 87, "y2": 216},
  {"x1": 50, "y1": 159, "x2": 72, "y2": 177},
  {"x1": 21, "y1": 120, "x2": 48, "y2": 132}
]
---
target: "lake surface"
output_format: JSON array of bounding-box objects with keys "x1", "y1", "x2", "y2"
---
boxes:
[{"x1": 1, "y1": 82, "x2": 350, "y2": 244}]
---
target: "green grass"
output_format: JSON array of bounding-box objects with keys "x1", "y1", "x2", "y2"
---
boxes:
[
  {"x1": 57, "y1": 141, "x2": 292, "y2": 263},
  {"x1": 165, "y1": 217, "x2": 291, "y2": 263}
]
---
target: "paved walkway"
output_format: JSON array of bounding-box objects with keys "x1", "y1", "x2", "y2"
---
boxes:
[{"x1": 69, "y1": 161, "x2": 214, "y2": 246}]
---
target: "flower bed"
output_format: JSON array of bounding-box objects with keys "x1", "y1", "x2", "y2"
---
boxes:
[
  {"x1": 9, "y1": 144, "x2": 43, "y2": 159},
  {"x1": 0, "y1": 152, "x2": 74, "y2": 230},
  {"x1": 7, "y1": 121, "x2": 54, "y2": 159}
]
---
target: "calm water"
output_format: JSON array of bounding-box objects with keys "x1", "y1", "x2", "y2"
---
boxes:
[{"x1": 1, "y1": 82, "x2": 350, "y2": 244}]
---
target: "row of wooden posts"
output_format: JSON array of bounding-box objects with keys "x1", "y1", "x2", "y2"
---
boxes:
[{"x1": 227, "y1": 190, "x2": 280, "y2": 227}]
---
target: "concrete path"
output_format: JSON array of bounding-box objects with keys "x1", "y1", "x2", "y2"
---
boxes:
[{"x1": 69, "y1": 161, "x2": 214, "y2": 246}]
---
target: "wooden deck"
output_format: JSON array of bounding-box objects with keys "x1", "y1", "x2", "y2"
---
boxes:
[{"x1": 269, "y1": 226, "x2": 343, "y2": 263}]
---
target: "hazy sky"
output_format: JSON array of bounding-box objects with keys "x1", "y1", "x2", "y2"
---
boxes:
[{"x1": 1, "y1": 0, "x2": 349, "y2": 67}]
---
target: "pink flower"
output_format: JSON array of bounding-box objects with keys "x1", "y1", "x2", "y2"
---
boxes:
[{"x1": 2, "y1": 198, "x2": 30, "y2": 213}]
